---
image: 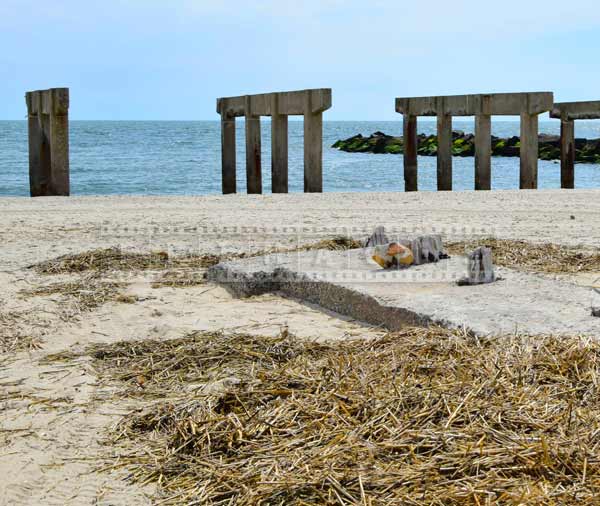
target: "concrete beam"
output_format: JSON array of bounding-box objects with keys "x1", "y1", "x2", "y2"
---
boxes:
[
  {"x1": 25, "y1": 88, "x2": 70, "y2": 197},
  {"x1": 396, "y1": 92, "x2": 553, "y2": 117},
  {"x1": 217, "y1": 89, "x2": 332, "y2": 118},
  {"x1": 550, "y1": 101, "x2": 600, "y2": 121}
]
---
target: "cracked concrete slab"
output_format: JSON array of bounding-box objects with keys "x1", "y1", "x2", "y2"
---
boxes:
[{"x1": 208, "y1": 248, "x2": 600, "y2": 337}]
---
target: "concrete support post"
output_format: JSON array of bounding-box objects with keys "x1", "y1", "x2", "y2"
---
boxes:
[
  {"x1": 403, "y1": 114, "x2": 418, "y2": 192},
  {"x1": 27, "y1": 109, "x2": 46, "y2": 197},
  {"x1": 520, "y1": 113, "x2": 538, "y2": 189},
  {"x1": 25, "y1": 88, "x2": 70, "y2": 197},
  {"x1": 560, "y1": 118, "x2": 575, "y2": 189},
  {"x1": 303, "y1": 94, "x2": 323, "y2": 192},
  {"x1": 271, "y1": 95, "x2": 288, "y2": 193},
  {"x1": 220, "y1": 115, "x2": 237, "y2": 194},
  {"x1": 436, "y1": 113, "x2": 452, "y2": 191},
  {"x1": 245, "y1": 97, "x2": 262, "y2": 194},
  {"x1": 474, "y1": 114, "x2": 492, "y2": 191}
]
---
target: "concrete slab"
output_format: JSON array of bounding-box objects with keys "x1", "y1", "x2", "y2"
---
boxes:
[{"x1": 208, "y1": 248, "x2": 600, "y2": 337}]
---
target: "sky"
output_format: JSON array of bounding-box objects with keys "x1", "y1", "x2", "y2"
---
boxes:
[{"x1": 1, "y1": 0, "x2": 600, "y2": 120}]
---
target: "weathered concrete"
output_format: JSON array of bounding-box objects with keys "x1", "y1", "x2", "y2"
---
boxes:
[
  {"x1": 396, "y1": 92, "x2": 553, "y2": 192},
  {"x1": 208, "y1": 248, "x2": 600, "y2": 337},
  {"x1": 550, "y1": 101, "x2": 600, "y2": 121},
  {"x1": 270, "y1": 95, "x2": 288, "y2": 193},
  {"x1": 245, "y1": 97, "x2": 262, "y2": 194},
  {"x1": 220, "y1": 115, "x2": 236, "y2": 194},
  {"x1": 458, "y1": 247, "x2": 495, "y2": 285},
  {"x1": 520, "y1": 113, "x2": 539, "y2": 189},
  {"x1": 550, "y1": 101, "x2": 600, "y2": 189},
  {"x1": 403, "y1": 114, "x2": 418, "y2": 192},
  {"x1": 474, "y1": 114, "x2": 491, "y2": 191},
  {"x1": 436, "y1": 113, "x2": 452, "y2": 191},
  {"x1": 25, "y1": 88, "x2": 70, "y2": 197},
  {"x1": 396, "y1": 92, "x2": 553, "y2": 117},
  {"x1": 217, "y1": 89, "x2": 332, "y2": 194},
  {"x1": 560, "y1": 119, "x2": 575, "y2": 189}
]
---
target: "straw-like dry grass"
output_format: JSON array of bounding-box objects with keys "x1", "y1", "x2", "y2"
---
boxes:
[
  {"x1": 29, "y1": 237, "x2": 364, "y2": 276},
  {"x1": 73, "y1": 328, "x2": 600, "y2": 505},
  {"x1": 151, "y1": 270, "x2": 207, "y2": 289},
  {"x1": 19, "y1": 275, "x2": 137, "y2": 315},
  {"x1": 448, "y1": 238, "x2": 600, "y2": 274},
  {"x1": 0, "y1": 311, "x2": 43, "y2": 355}
]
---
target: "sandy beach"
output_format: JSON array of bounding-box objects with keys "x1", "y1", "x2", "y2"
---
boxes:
[{"x1": 1, "y1": 189, "x2": 600, "y2": 505}]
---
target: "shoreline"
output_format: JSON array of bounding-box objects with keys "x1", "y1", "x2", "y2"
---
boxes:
[{"x1": 2, "y1": 189, "x2": 599, "y2": 271}]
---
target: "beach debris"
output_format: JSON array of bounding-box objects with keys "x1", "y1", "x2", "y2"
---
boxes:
[
  {"x1": 446, "y1": 238, "x2": 600, "y2": 274},
  {"x1": 409, "y1": 234, "x2": 448, "y2": 265},
  {"x1": 79, "y1": 328, "x2": 600, "y2": 504},
  {"x1": 372, "y1": 242, "x2": 414, "y2": 268},
  {"x1": 365, "y1": 226, "x2": 389, "y2": 247},
  {"x1": 458, "y1": 246, "x2": 496, "y2": 285}
]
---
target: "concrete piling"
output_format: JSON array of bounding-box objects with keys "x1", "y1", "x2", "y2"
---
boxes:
[
  {"x1": 25, "y1": 88, "x2": 70, "y2": 197},
  {"x1": 436, "y1": 112, "x2": 452, "y2": 191},
  {"x1": 217, "y1": 89, "x2": 332, "y2": 195},
  {"x1": 550, "y1": 100, "x2": 600, "y2": 189},
  {"x1": 270, "y1": 94, "x2": 288, "y2": 193},
  {"x1": 220, "y1": 114, "x2": 236, "y2": 194},
  {"x1": 474, "y1": 114, "x2": 492, "y2": 191},
  {"x1": 519, "y1": 113, "x2": 539, "y2": 190},
  {"x1": 560, "y1": 119, "x2": 575, "y2": 189},
  {"x1": 403, "y1": 114, "x2": 418, "y2": 192},
  {"x1": 396, "y1": 92, "x2": 553, "y2": 192}
]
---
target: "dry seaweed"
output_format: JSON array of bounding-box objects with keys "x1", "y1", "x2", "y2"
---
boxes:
[
  {"x1": 86, "y1": 328, "x2": 600, "y2": 505},
  {"x1": 20, "y1": 275, "x2": 133, "y2": 314},
  {"x1": 0, "y1": 311, "x2": 43, "y2": 355},
  {"x1": 151, "y1": 270, "x2": 207, "y2": 289},
  {"x1": 448, "y1": 238, "x2": 600, "y2": 274},
  {"x1": 29, "y1": 237, "x2": 363, "y2": 276}
]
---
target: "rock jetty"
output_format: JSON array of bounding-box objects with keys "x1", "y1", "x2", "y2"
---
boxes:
[{"x1": 332, "y1": 131, "x2": 600, "y2": 163}]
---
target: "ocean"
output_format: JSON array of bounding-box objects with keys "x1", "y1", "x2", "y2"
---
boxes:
[{"x1": 1, "y1": 120, "x2": 600, "y2": 197}]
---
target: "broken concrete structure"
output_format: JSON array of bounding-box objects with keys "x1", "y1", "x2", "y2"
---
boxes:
[
  {"x1": 395, "y1": 92, "x2": 554, "y2": 192},
  {"x1": 25, "y1": 88, "x2": 70, "y2": 197},
  {"x1": 208, "y1": 248, "x2": 600, "y2": 337},
  {"x1": 216, "y1": 89, "x2": 332, "y2": 195},
  {"x1": 458, "y1": 247, "x2": 495, "y2": 285},
  {"x1": 550, "y1": 100, "x2": 600, "y2": 189}
]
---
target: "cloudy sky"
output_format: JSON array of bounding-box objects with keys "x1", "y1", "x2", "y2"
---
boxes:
[{"x1": 1, "y1": 0, "x2": 599, "y2": 120}]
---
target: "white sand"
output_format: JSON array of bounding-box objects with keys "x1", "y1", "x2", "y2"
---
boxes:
[{"x1": 1, "y1": 189, "x2": 599, "y2": 505}]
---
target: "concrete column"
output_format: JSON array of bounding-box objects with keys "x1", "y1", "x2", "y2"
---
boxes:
[
  {"x1": 403, "y1": 114, "x2": 418, "y2": 192},
  {"x1": 474, "y1": 114, "x2": 491, "y2": 191},
  {"x1": 560, "y1": 118, "x2": 575, "y2": 189},
  {"x1": 220, "y1": 115, "x2": 236, "y2": 194},
  {"x1": 520, "y1": 113, "x2": 538, "y2": 189},
  {"x1": 436, "y1": 113, "x2": 452, "y2": 191},
  {"x1": 48, "y1": 111, "x2": 69, "y2": 196},
  {"x1": 271, "y1": 95, "x2": 288, "y2": 193},
  {"x1": 245, "y1": 96, "x2": 262, "y2": 194},
  {"x1": 303, "y1": 94, "x2": 323, "y2": 193},
  {"x1": 26, "y1": 88, "x2": 69, "y2": 197},
  {"x1": 27, "y1": 111, "x2": 47, "y2": 197}
]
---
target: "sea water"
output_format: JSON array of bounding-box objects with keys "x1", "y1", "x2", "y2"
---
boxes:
[{"x1": 1, "y1": 120, "x2": 600, "y2": 196}]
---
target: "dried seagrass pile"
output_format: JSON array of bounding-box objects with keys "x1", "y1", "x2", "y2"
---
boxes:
[
  {"x1": 78, "y1": 328, "x2": 600, "y2": 505},
  {"x1": 447, "y1": 238, "x2": 600, "y2": 274}
]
